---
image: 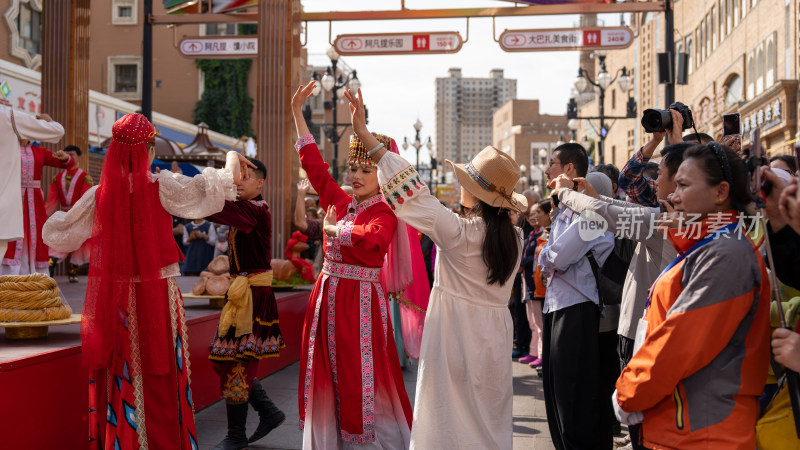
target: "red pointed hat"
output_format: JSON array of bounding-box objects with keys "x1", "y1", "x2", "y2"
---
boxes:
[{"x1": 111, "y1": 113, "x2": 156, "y2": 146}]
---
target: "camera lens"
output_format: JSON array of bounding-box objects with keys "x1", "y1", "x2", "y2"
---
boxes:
[{"x1": 641, "y1": 109, "x2": 672, "y2": 133}]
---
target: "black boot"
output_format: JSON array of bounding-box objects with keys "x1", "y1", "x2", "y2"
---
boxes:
[
  {"x1": 212, "y1": 403, "x2": 249, "y2": 450},
  {"x1": 48, "y1": 257, "x2": 58, "y2": 278},
  {"x1": 248, "y1": 380, "x2": 286, "y2": 443}
]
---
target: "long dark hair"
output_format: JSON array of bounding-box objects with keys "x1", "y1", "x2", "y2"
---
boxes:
[{"x1": 472, "y1": 201, "x2": 520, "y2": 286}]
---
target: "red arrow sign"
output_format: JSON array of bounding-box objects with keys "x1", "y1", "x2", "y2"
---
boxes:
[
  {"x1": 498, "y1": 26, "x2": 634, "y2": 52},
  {"x1": 334, "y1": 32, "x2": 463, "y2": 56}
]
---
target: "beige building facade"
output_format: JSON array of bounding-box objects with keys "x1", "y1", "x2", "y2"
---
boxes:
[
  {"x1": 435, "y1": 68, "x2": 517, "y2": 173},
  {"x1": 577, "y1": 0, "x2": 799, "y2": 168},
  {"x1": 493, "y1": 99, "x2": 569, "y2": 192}
]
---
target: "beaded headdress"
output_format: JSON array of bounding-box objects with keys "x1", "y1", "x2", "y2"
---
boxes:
[
  {"x1": 348, "y1": 133, "x2": 392, "y2": 167},
  {"x1": 111, "y1": 113, "x2": 156, "y2": 146}
]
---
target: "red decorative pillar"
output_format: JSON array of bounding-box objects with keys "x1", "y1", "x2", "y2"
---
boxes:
[{"x1": 41, "y1": 0, "x2": 91, "y2": 176}]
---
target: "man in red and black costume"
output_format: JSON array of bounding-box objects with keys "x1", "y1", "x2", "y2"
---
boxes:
[
  {"x1": 46, "y1": 144, "x2": 94, "y2": 282},
  {"x1": 207, "y1": 157, "x2": 286, "y2": 450}
]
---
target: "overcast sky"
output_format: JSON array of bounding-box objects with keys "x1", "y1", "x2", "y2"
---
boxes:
[{"x1": 302, "y1": 0, "x2": 624, "y2": 163}]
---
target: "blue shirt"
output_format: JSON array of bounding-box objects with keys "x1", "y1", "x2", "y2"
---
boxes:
[{"x1": 538, "y1": 204, "x2": 614, "y2": 314}]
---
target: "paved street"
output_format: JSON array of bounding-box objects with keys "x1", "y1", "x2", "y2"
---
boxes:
[{"x1": 195, "y1": 359, "x2": 556, "y2": 450}]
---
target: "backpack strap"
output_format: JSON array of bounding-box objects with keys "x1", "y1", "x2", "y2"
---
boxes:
[{"x1": 586, "y1": 251, "x2": 604, "y2": 307}]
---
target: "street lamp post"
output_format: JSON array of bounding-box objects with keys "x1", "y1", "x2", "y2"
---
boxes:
[
  {"x1": 402, "y1": 118, "x2": 432, "y2": 172},
  {"x1": 428, "y1": 148, "x2": 438, "y2": 191},
  {"x1": 312, "y1": 47, "x2": 362, "y2": 182},
  {"x1": 567, "y1": 54, "x2": 635, "y2": 164},
  {"x1": 538, "y1": 147, "x2": 549, "y2": 193}
]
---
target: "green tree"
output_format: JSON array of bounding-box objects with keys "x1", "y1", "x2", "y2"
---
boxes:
[{"x1": 193, "y1": 59, "x2": 253, "y2": 138}]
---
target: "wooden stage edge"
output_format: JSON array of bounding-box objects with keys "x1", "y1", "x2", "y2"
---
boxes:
[{"x1": 0, "y1": 289, "x2": 309, "y2": 449}]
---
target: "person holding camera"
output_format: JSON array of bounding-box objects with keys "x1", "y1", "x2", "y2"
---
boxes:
[
  {"x1": 619, "y1": 109, "x2": 685, "y2": 207},
  {"x1": 550, "y1": 141, "x2": 693, "y2": 449},
  {"x1": 613, "y1": 143, "x2": 770, "y2": 450},
  {"x1": 539, "y1": 144, "x2": 615, "y2": 450}
]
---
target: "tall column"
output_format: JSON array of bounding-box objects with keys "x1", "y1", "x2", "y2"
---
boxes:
[
  {"x1": 257, "y1": 0, "x2": 301, "y2": 258},
  {"x1": 41, "y1": 0, "x2": 91, "y2": 176}
]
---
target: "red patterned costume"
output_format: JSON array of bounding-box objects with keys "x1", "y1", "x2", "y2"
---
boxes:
[
  {"x1": 2, "y1": 144, "x2": 73, "y2": 275},
  {"x1": 46, "y1": 166, "x2": 94, "y2": 267},
  {"x1": 44, "y1": 114, "x2": 238, "y2": 449},
  {"x1": 296, "y1": 135, "x2": 413, "y2": 448}
]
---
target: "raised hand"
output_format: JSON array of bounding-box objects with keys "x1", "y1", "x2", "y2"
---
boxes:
[
  {"x1": 297, "y1": 179, "x2": 311, "y2": 196},
  {"x1": 343, "y1": 89, "x2": 368, "y2": 135},
  {"x1": 548, "y1": 174, "x2": 574, "y2": 193},
  {"x1": 292, "y1": 82, "x2": 317, "y2": 113},
  {"x1": 292, "y1": 82, "x2": 317, "y2": 139},
  {"x1": 324, "y1": 205, "x2": 337, "y2": 228},
  {"x1": 237, "y1": 152, "x2": 255, "y2": 181},
  {"x1": 323, "y1": 204, "x2": 340, "y2": 237},
  {"x1": 53, "y1": 150, "x2": 70, "y2": 162},
  {"x1": 572, "y1": 177, "x2": 598, "y2": 199}
]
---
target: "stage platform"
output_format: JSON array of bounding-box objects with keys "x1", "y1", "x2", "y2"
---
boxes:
[{"x1": 0, "y1": 276, "x2": 310, "y2": 449}]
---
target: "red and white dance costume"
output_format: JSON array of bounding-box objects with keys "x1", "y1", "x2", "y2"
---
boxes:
[
  {"x1": 44, "y1": 114, "x2": 237, "y2": 450},
  {"x1": 2, "y1": 144, "x2": 74, "y2": 275},
  {"x1": 296, "y1": 135, "x2": 413, "y2": 449},
  {"x1": 46, "y1": 166, "x2": 94, "y2": 265}
]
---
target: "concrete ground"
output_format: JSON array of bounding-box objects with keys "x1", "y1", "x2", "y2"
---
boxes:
[{"x1": 195, "y1": 359, "x2": 556, "y2": 450}]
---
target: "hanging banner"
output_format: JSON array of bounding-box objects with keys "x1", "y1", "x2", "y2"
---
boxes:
[
  {"x1": 499, "y1": 26, "x2": 634, "y2": 52},
  {"x1": 334, "y1": 32, "x2": 464, "y2": 56}
]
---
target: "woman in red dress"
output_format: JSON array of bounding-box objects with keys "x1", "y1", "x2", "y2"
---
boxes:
[{"x1": 292, "y1": 82, "x2": 413, "y2": 449}]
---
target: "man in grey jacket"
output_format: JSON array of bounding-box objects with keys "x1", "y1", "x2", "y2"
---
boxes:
[{"x1": 550, "y1": 142, "x2": 693, "y2": 449}]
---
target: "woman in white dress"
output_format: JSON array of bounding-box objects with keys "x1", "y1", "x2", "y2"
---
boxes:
[{"x1": 343, "y1": 89, "x2": 528, "y2": 450}]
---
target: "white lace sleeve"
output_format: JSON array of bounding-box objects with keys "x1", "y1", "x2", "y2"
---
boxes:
[
  {"x1": 43, "y1": 185, "x2": 98, "y2": 252},
  {"x1": 156, "y1": 168, "x2": 236, "y2": 219}
]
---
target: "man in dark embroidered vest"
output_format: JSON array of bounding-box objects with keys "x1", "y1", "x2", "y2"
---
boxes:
[
  {"x1": 207, "y1": 157, "x2": 286, "y2": 450},
  {"x1": 46, "y1": 144, "x2": 94, "y2": 282}
]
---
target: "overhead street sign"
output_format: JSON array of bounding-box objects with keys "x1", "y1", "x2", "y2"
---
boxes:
[
  {"x1": 334, "y1": 32, "x2": 463, "y2": 56},
  {"x1": 179, "y1": 36, "x2": 257, "y2": 58},
  {"x1": 499, "y1": 26, "x2": 634, "y2": 52}
]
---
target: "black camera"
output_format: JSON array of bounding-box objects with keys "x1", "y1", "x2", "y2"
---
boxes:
[{"x1": 641, "y1": 102, "x2": 694, "y2": 133}]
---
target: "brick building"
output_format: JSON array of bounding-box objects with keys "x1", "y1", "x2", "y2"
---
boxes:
[
  {"x1": 492, "y1": 99, "x2": 569, "y2": 192},
  {"x1": 576, "y1": 0, "x2": 799, "y2": 169}
]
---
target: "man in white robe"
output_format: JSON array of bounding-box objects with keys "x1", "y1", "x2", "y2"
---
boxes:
[{"x1": 0, "y1": 101, "x2": 65, "y2": 259}]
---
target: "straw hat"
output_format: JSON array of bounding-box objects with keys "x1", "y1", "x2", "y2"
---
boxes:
[{"x1": 447, "y1": 146, "x2": 528, "y2": 213}]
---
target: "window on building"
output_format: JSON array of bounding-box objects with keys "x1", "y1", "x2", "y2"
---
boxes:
[
  {"x1": 108, "y1": 56, "x2": 142, "y2": 100},
  {"x1": 726, "y1": 0, "x2": 732, "y2": 33},
  {"x1": 733, "y1": 0, "x2": 739, "y2": 26},
  {"x1": 756, "y1": 45, "x2": 764, "y2": 95},
  {"x1": 746, "y1": 52, "x2": 755, "y2": 99},
  {"x1": 611, "y1": 88, "x2": 616, "y2": 109},
  {"x1": 766, "y1": 34, "x2": 776, "y2": 87},
  {"x1": 115, "y1": 65, "x2": 138, "y2": 93},
  {"x1": 10, "y1": 0, "x2": 41, "y2": 66},
  {"x1": 711, "y1": 8, "x2": 716, "y2": 49},
  {"x1": 724, "y1": 74, "x2": 743, "y2": 107},
  {"x1": 205, "y1": 23, "x2": 237, "y2": 36},
  {"x1": 696, "y1": 29, "x2": 702, "y2": 67},
  {"x1": 718, "y1": 1, "x2": 725, "y2": 41},
  {"x1": 686, "y1": 37, "x2": 693, "y2": 75},
  {"x1": 112, "y1": 0, "x2": 137, "y2": 25},
  {"x1": 741, "y1": 0, "x2": 747, "y2": 18},
  {"x1": 705, "y1": 14, "x2": 711, "y2": 56}
]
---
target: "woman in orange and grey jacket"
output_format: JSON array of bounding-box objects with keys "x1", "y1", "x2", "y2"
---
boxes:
[{"x1": 613, "y1": 143, "x2": 771, "y2": 450}]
